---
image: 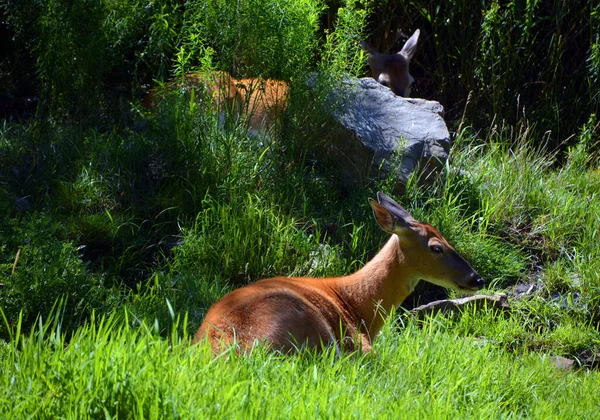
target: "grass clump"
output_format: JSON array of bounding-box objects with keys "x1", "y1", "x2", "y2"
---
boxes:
[
  {"x1": 172, "y1": 194, "x2": 337, "y2": 285},
  {"x1": 453, "y1": 122, "x2": 600, "y2": 298},
  {"x1": 0, "y1": 215, "x2": 107, "y2": 339},
  {"x1": 1, "y1": 311, "x2": 600, "y2": 418}
]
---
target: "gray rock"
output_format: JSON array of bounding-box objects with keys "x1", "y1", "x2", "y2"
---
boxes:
[
  {"x1": 316, "y1": 77, "x2": 451, "y2": 191},
  {"x1": 550, "y1": 356, "x2": 575, "y2": 371},
  {"x1": 512, "y1": 282, "x2": 537, "y2": 298},
  {"x1": 577, "y1": 349, "x2": 600, "y2": 369}
]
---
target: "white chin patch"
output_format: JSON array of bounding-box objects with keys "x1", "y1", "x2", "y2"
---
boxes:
[{"x1": 378, "y1": 74, "x2": 391, "y2": 86}]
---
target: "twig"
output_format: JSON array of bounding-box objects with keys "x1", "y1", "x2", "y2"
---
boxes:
[{"x1": 11, "y1": 248, "x2": 21, "y2": 275}]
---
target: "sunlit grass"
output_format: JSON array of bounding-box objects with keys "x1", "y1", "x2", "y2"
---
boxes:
[
  {"x1": 451, "y1": 123, "x2": 600, "y2": 308},
  {"x1": 2, "y1": 1, "x2": 600, "y2": 417},
  {"x1": 1, "y1": 310, "x2": 599, "y2": 419}
]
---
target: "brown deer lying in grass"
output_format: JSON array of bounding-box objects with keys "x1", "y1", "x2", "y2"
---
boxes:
[
  {"x1": 361, "y1": 29, "x2": 420, "y2": 97},
  {"x1": 194, "y1": 192, "x2": 484, "y2": 354},
  {"x1": 143, "y1": 70, "x2": 289, "y2": 136}
]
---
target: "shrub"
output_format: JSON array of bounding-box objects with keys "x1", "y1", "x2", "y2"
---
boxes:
[
  {"x1": 366, "y1": 0, "x2": 600, "y2": 149},
  {"x1": 2, "y1": 0, "x2": 182, "y2": 121},
  {"x1": 0, "y1": 214, "x2": 106, "y2": 338},
  {"x1": 179, "y1": 0, "x2": 323, "y2": 79}
]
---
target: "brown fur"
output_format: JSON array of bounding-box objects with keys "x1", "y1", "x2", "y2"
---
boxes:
[
  {"x1": 233, "y1": 77, "x2": 288, "y2": 135},
  {"x1": 142, "y1": 71, "x2": 289, "y2": 135},
  {"x1": 194, "y1": 193, "x2": 483, "y2": 354}
]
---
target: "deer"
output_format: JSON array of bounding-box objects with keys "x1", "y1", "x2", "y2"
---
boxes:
[
  {"x1": 194, "y1": 191, "x2": 484, "y2": 354},
  {"x1": 142, "y1": 70, "x2": 289, "y2": 136},
  {"x1": 142, "y1": 31, "x2": 421, "y2": 134},
  {"x1": 361, "y1": 29, "x2": 420, "y2": 97}
]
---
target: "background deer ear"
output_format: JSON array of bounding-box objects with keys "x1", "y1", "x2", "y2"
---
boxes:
[
  {"x1": 369, "y1": 198, "x2": 414, "y2": 234},
  {"x1": 398, "y1": 29, "x2": 420, "y2": 61}
]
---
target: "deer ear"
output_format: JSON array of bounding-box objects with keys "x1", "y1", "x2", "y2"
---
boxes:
[
  {"x1": 369, "y1": 198, "x2": 414, "y2": 234},
  {"x1": 398, "y1": 29, "x2": 420, "y2": 61},
  {"x1": 376, "y1": 192, "x2": 417, "y2": 225}
]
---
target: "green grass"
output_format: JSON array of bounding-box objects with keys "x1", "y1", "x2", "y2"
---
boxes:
[
  {"x1": 2, "y1": 95, "x2": 600, "y2": 417},
  {"x1": 2, "y1": 1, "x2": 600, "y2": 416},
  {"x1": 451, "y1": 122, "x2": 600, "y2": 308},
  {"x1": 1, "y1": 311, "x2": 599, "y2": 419}
]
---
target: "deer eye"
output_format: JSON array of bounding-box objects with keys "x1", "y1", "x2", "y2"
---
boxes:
[{"x1": 430, "y1": 245, "x2": 443, "y2": 254}]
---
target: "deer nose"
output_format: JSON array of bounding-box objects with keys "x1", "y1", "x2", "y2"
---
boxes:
[{"x1": 468, "y1": 274, "x2": 485, "y2": 290}]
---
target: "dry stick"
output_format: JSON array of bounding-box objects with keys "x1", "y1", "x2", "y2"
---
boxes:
[
  {"x1": 11, "y1": 248, "x2": 21, "y2": 275},
  {"x1": 456, "y1": 90, "x2": 473, "y2": 138}
]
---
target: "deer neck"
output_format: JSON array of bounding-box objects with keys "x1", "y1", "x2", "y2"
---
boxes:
[{"x1": 332, "y1": 235, "x2": 420, "y2": 337}]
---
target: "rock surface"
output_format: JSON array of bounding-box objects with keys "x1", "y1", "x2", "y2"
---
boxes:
[
  {"x1": 318, "y1": 77, "x2": 451, "y2": 191},
  {"x1": 550, "y1": 356, "x2": 575, "y2": 371}
]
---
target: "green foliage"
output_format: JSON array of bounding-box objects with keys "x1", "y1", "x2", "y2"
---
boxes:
[
  {"x1": 587, "y1": 3, "x2": 600, "y2": 105},
  {"x1": 179, "y1": 0, "x2": 323, "y2": 79},
  {"x1": 321, "y1": 0, "x2": 370, "y2": 78},
  {"x1": 368, "y1": 0, "x2": 600, "y2": 148},
  {"x1": 173, "y1": 195, "x2": 329, "y2": 285},
  {"x1": 476, "y1": 0, "x2": 542, "y2": 118},
  {"x1": 1, "y1": 312, "x2": 599, "y2": 418},
  {"x1": 3, "y1": 0, "x2": 182, "y2": 121},
  {"x1": 0, "y1": 215, "x2": 105, "y2": 338},
  {"x1": 33, "y1": 0, "x2": 108, "y2": 119},
  {"x1": 566, "y1": 114, "x2": 599, "y2": 170}
]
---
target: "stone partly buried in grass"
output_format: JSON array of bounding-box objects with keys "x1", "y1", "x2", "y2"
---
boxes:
[{"x1": 307, "y1": 77, "x2": 451, "y2": 193}]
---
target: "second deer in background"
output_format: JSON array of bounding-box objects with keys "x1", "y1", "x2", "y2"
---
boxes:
[
  {"x1": 143, "y1": 30, "x2": 420, "y2": 136},
  {"x1": 361, "y1": 29, "x2": 420, "y2": 97}
]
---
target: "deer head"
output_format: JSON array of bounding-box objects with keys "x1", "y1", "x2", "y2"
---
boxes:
[{"x1": 361, "y1": 29, "x2": 420, "y2": 97}]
